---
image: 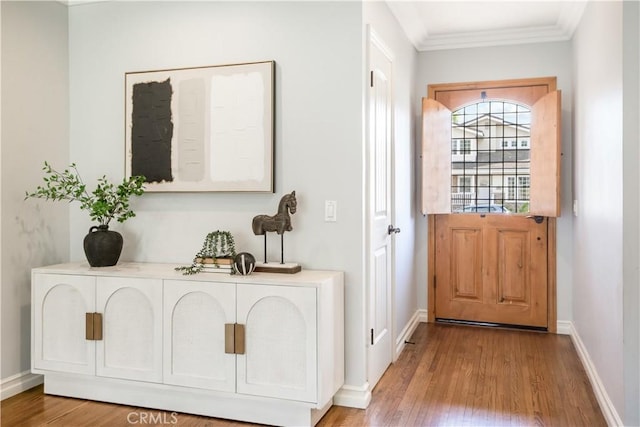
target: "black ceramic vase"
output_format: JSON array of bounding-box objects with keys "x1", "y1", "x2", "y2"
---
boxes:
[{"x1": 83, "y1": 225, "x2": 123, "y2": 267}]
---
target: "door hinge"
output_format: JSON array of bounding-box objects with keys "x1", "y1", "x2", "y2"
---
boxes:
[
  {"x1": 85, "y1": 312, "x2": 103, "y2": 341},
  {"x1": 370, "y1": 70, "x2": 374, "y2": 87},
  {"x1": 225, "y1": 323, "x2": 246, "y2": 355},
  {"x1": 370, "y1": 328, "x2": 374, "y2": 345}
]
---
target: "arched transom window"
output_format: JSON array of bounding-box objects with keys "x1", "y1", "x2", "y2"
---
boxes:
[{"x1": 451, "y1": 100, "x2": 531, "y2": 213}]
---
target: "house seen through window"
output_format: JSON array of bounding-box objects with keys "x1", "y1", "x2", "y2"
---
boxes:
[{"x1": 451, "y1": 100, "x2": 531, "y2": 213}]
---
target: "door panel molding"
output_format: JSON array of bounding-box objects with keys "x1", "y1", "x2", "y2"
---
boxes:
[
  {"x1": 450, "y1": 227, "x2": 483, "y2": 301},
  {"x1": 496, "y1": 230, "x2": 530, "y2": 305}
]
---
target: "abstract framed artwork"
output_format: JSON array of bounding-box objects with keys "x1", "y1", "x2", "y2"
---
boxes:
[{"x1": 125, "y1": 61, "x2": 274, "y2": 192}]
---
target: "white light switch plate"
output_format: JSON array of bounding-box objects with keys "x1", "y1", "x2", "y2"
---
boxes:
[{"x1": 325, "y1": 200, "x2": 337, "y2": 222}]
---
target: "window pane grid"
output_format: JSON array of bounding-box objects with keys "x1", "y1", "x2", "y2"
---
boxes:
[{"x1": 451, "y1": 100, "x2": 531, "y2": 213}]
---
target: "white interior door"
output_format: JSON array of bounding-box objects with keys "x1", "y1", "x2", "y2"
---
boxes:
[{"x1": 367, "y1": 29, "x2": 394, "y2": 389}]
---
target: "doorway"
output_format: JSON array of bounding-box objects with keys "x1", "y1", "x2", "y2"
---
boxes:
[{"x1": 423, "y1": 77, "x2": 560, "y2": 331}]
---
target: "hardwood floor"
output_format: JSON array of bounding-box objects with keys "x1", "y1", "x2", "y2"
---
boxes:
[
  {"x1": 1, "y1": 323, "x2": 606, "y2": 427},
  {"x1": 320, "y1": 323, "x2": 605, "y2": 426}
]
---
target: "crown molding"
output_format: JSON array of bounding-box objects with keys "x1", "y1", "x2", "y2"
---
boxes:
[
  {"x1": 385, "y1": 1, "x2": 430, "y2": 49},
  {"x1": 557, "y1": 0, "x2": 588, "y2": 36},
  {"x1": 419, "y1": 25, "x2": 570, "y2": 51},
  {"x1": 386, "y1": 0, "x2": 588, "y2": 52}
]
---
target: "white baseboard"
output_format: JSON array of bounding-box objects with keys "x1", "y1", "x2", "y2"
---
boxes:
[
  {"x1": 394, "y1": 309, "x2": 426, "y2": 360},
  {"x1": 1, "y1": 371, "x2": 43, "y2": 400},
  {"x1": 567, "y1": 322, "x2": 624, "y2": 426},
  {"x1": 333, "y1": 382, "x2": 372, "y2": 409},
  {"x1": 336, "y1": 309, "x2": 428, "y2": 410},
  {"x1": 556, "y1": 320, "x2": 572, "y2": 335}
]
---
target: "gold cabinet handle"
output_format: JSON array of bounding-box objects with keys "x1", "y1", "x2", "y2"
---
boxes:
[
  {"x1": 224, "y1": 323, "x2": 245, "y2": 355},
  {"x1": 225, "y1": 324, "x2": 235, "y2": 354},
  {"x1": 85, "y1": 313, "x2": 103, "y2": 341},
  {"x1": 86, "y1": 313, "x2": 94, "y2": 340},
  {"x1": 235, "y1": 324, "x2": 245, "y2": 355},
  {"x1": 93, "y1": 313, "x2": 103, "y2": 341}
]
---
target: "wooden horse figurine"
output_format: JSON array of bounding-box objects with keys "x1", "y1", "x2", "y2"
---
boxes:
[{"x1": 252, "y1": 191, "x2": 297, "y2": 264}]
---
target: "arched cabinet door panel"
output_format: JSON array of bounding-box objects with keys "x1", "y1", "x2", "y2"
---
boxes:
[
  {"x1": 95, "y1": 277, "x2": 163, "y2": 383},
  {"x1": 32, "y1": 274, "x2": 95, "y2": 375},
  {"x1": 236, "y1": 284, "x2": 317, "y2": 403},
  {"x1": 163, "y1": 280, "x2": 236, "y2": 392}
]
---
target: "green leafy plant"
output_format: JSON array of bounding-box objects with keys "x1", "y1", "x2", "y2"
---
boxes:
[
  {"x1": 518, "y1": 202, "x2": 530, "y2": 213},
  {"x1": 176, "y1": 230, "x2": 237, "y2": 275},
  {"x1": 25, "y1": 161, "x2": 145, "y2": 226}
]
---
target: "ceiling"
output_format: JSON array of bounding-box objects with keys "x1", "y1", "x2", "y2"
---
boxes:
[{"x1": 385, "y1": 0, "x2": 588, "y2": 51}]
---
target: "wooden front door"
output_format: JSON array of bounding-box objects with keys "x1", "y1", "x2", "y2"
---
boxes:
[
  {"x1": 434, "y1": 214, "x2": 548, "y2": 327},
  {"x1": 423, "y1": 77, "x2": 560, "y2": 331}
]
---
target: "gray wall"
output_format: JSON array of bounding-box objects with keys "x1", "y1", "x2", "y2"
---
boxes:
[
  {"x1": 68, "y1": 1, "x2": 368, "y2": 387},
  {"x1": 415, "y1": 41, "x2": 574, "y2": 323},
  {"x1": 0, "y1": 0, "x2": 424, "y2": 398},
  {"x1": 573, "y1": 0, "x2": 640, "y2": 424},
  {"x1": 622, "y1": 1, "x2": 640, "y2": 423},
  {"x1": 1, "y1": 1, "x2": 70, "y2": 381},
  {"x1": 572, "y1": 0, "x2": 625, "y2": 417}
]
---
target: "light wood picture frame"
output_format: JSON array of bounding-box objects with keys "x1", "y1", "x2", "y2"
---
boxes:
[{"x1": 125, "y1": 61, "x2": 274, "y2": 192}]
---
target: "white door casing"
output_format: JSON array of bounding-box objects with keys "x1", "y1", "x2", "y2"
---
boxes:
[{"x1": 367, "y1": 28, "x2": 394, "y2": 390}]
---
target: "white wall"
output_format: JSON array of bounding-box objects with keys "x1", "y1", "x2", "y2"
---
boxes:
[
  {"x1": 621, "y1": 0, "x2": 639, "y2": 424},
  {"x1": 416, "y1": 42, "x2": 574, "y2": 322},
  {"x1": 572, "y1": 0, "x2": 625, "y2": 418},
  {"x1": 362, "y1": 2, "x2": 419, "y2": 355},
  {"x1": 622, "y1": 1, "x2": 640, "y2": 423},
  {"x1": 68, "y1": 1, "x2": 367, "y2": 387},
  {"x1": 1, "y1": 0, "x2": 3, "y2": 394},
  {"x1": 1, "y1": 1, "x2": 69, "y2": 383}
]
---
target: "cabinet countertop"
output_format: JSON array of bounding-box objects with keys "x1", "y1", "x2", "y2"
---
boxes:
[{"x1": 32, "y1": 261, "x2": 344, "y2": 287}]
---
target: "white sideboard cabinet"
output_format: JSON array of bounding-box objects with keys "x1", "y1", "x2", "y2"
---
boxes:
[{"x1": 32, "y1": 262, "x2": 344, "y2": 426}]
